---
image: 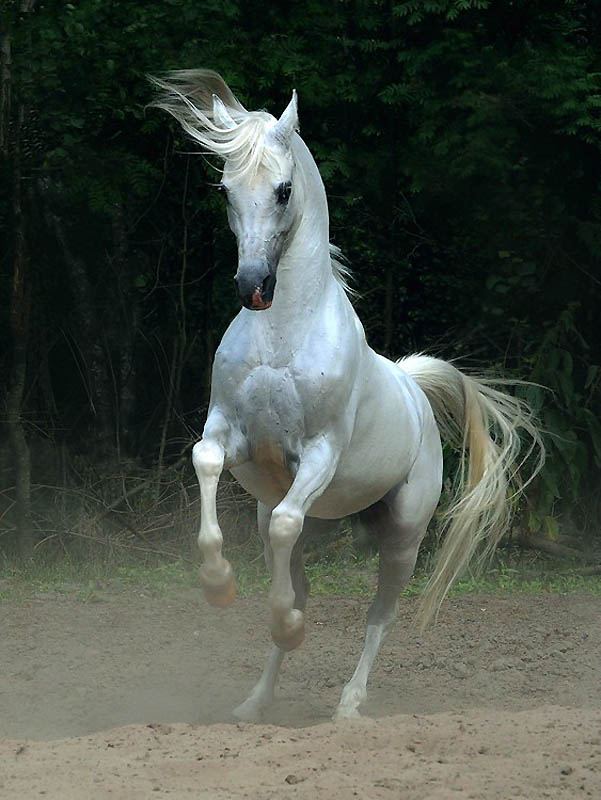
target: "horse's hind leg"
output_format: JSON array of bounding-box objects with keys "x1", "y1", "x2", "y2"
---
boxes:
[
  {"x1": 334, "y1": 442, "x2": 442, "y2": 720},
  {"x1": 233, "y1": 507, "x2": 327, "y2": 722}
]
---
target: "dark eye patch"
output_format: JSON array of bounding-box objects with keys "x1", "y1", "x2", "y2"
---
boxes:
[{"x1": 276, "y1": 181, "x2": 292, "y2": 205}]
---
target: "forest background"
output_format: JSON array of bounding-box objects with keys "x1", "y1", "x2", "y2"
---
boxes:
[{"x1": 1, "y1": 0, "x2": 600, "y2": 567}]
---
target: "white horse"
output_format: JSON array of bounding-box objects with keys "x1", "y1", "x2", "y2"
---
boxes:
[{"x1": 153, "y1": 71, "x2": 543, "y2": 721}]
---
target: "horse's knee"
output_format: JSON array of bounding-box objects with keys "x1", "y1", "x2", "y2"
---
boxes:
[
  {"x1": 192, "y1": 440, "x2": 223, "y2": 479},
  {"x1": 269, "y1": 508, "x2": 303, "y2": 550}
]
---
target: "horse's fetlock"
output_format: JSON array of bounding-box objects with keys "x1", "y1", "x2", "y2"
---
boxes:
[
  {"x1": 271, "y1": 608, "x2": 305, "y2": 651},
  {"x1": 270, "y1": 592, "x2": 295, "y2": 616}
]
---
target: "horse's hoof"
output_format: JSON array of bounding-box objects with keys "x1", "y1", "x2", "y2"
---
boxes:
[
  {"x1": 201, "y1": 572, "x2": 236, "y2": 608},
  {"x1": 271, "y1": 611, "x2": 305, "y2": 651},
  {"x1": 272, "y1": 627, "x2": 305, "y2": 651},
  {"x1": 232, "y1": 698, "x2": 266, "y2": 723},
  {"x1": 333, "y1": 706, "x2": 362, "y2": 722}
]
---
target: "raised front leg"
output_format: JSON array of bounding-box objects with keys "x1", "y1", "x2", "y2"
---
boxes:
[
  {"x1": 269, "y1": 437, "x2": 338, "y2": 651},
  {"x1": 192, "y1": 438, "x2": 236, "y2": 607}
]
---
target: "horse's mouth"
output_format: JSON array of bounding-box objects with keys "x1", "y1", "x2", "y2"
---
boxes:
[
  {"x1": 236, "y1": 268, "x2": 276, "y2": 310},
  {"x1": 249, "y1": 288, "x2": 273, "y2": 310}
]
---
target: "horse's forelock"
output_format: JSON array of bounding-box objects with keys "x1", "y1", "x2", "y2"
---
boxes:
[{"x1": 150, "y1": 70, "x2": 281, "y2": 179}]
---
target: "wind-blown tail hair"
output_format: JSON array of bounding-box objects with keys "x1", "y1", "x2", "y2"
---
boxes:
[{"x1": 397, "y1": 354, "x2": 544, "y2": 630}]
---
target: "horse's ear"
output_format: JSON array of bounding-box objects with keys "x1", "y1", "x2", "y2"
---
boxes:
[
  {"x1": 212, "y1": 94, "x2": 236, "y2": 129},
  {"x1": 272, "y1": 90, "x2": 298, "y2": 143}
]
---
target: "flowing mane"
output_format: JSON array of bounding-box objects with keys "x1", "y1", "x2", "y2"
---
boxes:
[
  {"x1": 151, "y1": 70, "x2": 355, "y2": 295},
  {"x1": 329, "y1": 244, "x2": 356, "y2": 298},
  {"x1": 151, "y1": 70, "x2": 285, "y2": 180}
]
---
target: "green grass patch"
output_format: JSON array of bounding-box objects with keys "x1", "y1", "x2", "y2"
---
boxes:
[
  {"x1": 0, "y1": 547, "x2": 600, "y2": 602},
  {"x1": 304, "y1": 555, "x2": 601, "y2": 598},
  {"x1": 413, "y1": 566, "x2": 601, "y2": 599},
  {"x1": 0, "y1": 557, "x2": 198, "y2": 602}
]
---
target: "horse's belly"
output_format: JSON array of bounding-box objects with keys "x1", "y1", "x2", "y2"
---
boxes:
[
  {"x1": 308, "y1": 479, "x2": 393, "y2": 518},
  {"x1": 309, "y1": 449, "x2": 411, "y2": 518},
  {"x1": 230, "y1": 441, "x2": 413, "y2": 519},
  {"x1": 231, "y1": 462, "x2": 389, "y2": 519}
]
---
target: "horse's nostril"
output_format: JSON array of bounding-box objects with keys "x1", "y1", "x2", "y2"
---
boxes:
[{"x1": 261, "y1": 273, "x2": 276, "y2": 302}]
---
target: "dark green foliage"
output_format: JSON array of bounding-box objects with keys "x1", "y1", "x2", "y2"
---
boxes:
[{"x1": 1, "y1": 0, "x2": 600, "y2": 548}]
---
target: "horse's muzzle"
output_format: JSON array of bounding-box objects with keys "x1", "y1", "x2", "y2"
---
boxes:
[{"x1": 235, "y1": 264, "x2": 276, "y2": 311}]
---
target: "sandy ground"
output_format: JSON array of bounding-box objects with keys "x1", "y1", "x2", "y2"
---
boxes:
[{"x1": 1, "y1": 587, "x2": 600, "y2": 798}]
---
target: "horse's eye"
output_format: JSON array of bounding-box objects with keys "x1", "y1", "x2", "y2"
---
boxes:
[
  {"x1": 276, "y1": 181, "x2": 292, "y2": 205},
  {"x1": 217, "y1": 183, "x2": 229, "y2": 202}
]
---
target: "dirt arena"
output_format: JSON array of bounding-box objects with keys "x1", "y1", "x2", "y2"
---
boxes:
[{"x1": 1, "y1": 587, "x2": 600, "y2": 798}]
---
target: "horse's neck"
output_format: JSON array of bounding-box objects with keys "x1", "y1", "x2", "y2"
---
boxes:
[{"x1": 260, "y1": 135, "x2": 337, "y2": 331}]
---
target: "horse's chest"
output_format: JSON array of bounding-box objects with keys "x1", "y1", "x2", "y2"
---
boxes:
[{"x1": 235, "y1": 365, "x2": 305, "y2": 454}]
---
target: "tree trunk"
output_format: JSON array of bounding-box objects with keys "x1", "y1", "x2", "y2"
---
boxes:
[
  {"x1": 6, "y1": 102, "x2": 33, "y2": 557},
  {"x1": 383, "y1": 265, "x2": 394, "y2": 355},
  {"x1": 110, "y1": 203, "x2": 136, "y2": 458},
  {"x1": 48, "y1": 213, "x2": 115, "y2": 457},
  {"x1": 155, "y1": 157, "x2": 192, "y2": 496},
  {"x1": 0, "y1": 21, "x2": 12, "y2": 152}
]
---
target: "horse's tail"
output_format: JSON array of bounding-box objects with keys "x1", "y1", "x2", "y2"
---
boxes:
[{"x1": 397, "y1": 354, "x2": 544, "y2": 630}]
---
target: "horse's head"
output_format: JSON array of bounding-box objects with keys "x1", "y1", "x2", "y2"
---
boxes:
[
  {"x1": 151, "y1": 71, "x2": 301, "y2": 311},
  {"x1": 218, "y1": 93, "x2": 299, "y2": 311}
]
